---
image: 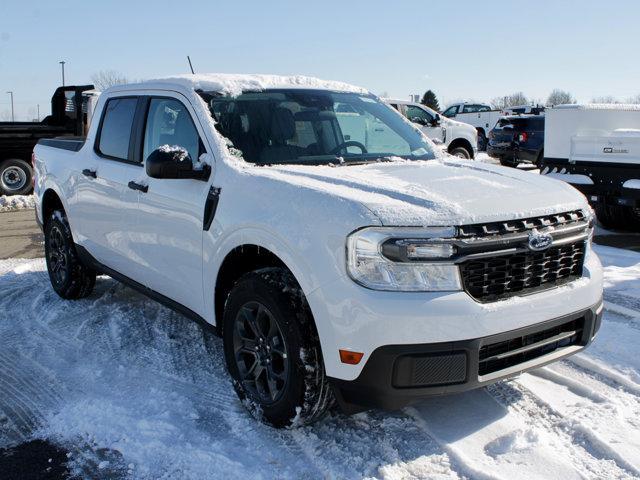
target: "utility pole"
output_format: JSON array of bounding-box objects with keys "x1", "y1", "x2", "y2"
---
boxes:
[
  {"x1": 6, "y1": 91, "x2": 14, "y2": 122},
  {"x1": 37, "y1": 104, "x2": 40, "y2": 122},
  {"x1": 59, "y1": 60, "x2": 66, "y2": 86}
]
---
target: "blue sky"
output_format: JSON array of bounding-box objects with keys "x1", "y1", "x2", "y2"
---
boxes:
[{"x1": 1, "y1": 0, "x2": 639, "y2": 120}]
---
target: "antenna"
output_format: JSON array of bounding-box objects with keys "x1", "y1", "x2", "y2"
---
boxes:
[{"x1": 187, "y1": 56, "x2": 195, "y2": 75}]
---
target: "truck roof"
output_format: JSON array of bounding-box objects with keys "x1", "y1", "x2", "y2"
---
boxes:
[
  {"x1": 105, "y1": 73, "x2": 369, "y2": 97},
  {"x1": 553, "y1": 103, "x2": 640, "y2": 111}
]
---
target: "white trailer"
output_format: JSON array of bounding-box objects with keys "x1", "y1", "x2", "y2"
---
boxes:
[{"x1": 542, "y1": 104, "x2": 640, "y2": 229}]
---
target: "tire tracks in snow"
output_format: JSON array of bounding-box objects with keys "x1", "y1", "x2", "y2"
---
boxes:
[{"x1": 490, "y1": 379, "x2": 639, "y2": 479}]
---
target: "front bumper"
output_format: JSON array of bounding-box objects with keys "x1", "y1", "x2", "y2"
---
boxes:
[{"x1": 330, "y1": 300, "x2": 603, "y2": 412}]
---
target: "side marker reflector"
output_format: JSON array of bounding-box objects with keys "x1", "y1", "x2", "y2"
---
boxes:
[{"x1": 339, "y1": 350, "x2": 364, "y2": 365}]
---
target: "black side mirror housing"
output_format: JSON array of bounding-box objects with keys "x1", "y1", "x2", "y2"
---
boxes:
[
  {"x1": 431, "y1": 114, "x2": 441, "y2": 127},
  {"x1": 146, "y1": 146, "x2": 211, "y2": 181}
]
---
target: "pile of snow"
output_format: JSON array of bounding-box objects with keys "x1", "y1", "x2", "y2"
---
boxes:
[
  {"x1": 0, "y1": 244, "x2": 639, "y2": 478},
  {"x1": 126, "y1": 73, "x2": 369, "y2": 97},
  {"x1": 0, "y1": 194, "x2": 35, "y2": 212}
]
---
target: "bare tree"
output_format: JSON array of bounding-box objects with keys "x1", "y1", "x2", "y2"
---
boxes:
[
  {"x1": 490, "y1": 92, "x2": 529, "y2": 109},
  {"x1": 626, "y1": 94, "x2": 640, "y2": 104},
  {"x1": 590, "y1": 95, "x2": 621, "y2": 104},
  {"x1": 91, "y1": 70, "x2": 130, "y2": 91},
  {"x1": 546, "y1": 89, "x2": 576, "y2": 106}
]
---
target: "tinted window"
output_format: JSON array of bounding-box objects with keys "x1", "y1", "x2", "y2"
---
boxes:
[
  {"x1": 463, "y1": 104, "x2": 482, "y2": 113},
  {"x1": 442, "y1": 106, "x2": 458, "y2": 117},
  {"x1": 143, "y1": 98, "x2": 201, "y2": 162},
  {"x1": 98, "y1": 97, "x2": 137, "y2": 160},
  {"x1": 405, "y1": 105, "x2": 434, "y2": 124},
  {"x1": 477, "y1": 105, "x2": 491, "y2": 112},
  {"x1": 497, "y1": 117, "x2": 545, "y2": 131}
]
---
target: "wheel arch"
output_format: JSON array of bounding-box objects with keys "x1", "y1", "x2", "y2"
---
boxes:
[
  {"x1": 448, "y1": 138, "x2": 475, "y2": 158},
  {"x1": 41, "y1": 188, "x2": 65, "y2": 225},
  {"x1": 213, "y1": 243, "x2": 308, "y2": 336}
]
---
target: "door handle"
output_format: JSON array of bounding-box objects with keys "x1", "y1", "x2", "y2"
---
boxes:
[
  {"x1": 82, "y1": 169, "x2": 97, "y2": 178},
  {"x1": 128, "y1": 181, "x2": 148, "y2": 193}
]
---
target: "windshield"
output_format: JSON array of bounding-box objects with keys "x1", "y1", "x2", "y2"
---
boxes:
[{"x1": 199, "y1": 89, "x2": 437, "y2": 165}]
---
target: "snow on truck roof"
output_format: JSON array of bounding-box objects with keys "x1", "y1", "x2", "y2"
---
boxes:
[
  {"x1": 110, "y1": 73, "x2": 369, "y2": 96},
  {"x1": 553, "y1": 103, "x2": 640, "y2": 111}
]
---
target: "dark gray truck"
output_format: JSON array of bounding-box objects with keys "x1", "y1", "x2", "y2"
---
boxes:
[{"x1": 0, "y1": 85, "x2": 94, "y2": 195}]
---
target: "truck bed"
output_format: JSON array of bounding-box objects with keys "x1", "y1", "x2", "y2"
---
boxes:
[{"x1": 37, "y1": 137, "x2": 86, "y2": 152}]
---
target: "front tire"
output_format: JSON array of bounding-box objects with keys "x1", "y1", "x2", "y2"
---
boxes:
[
  {"x1": 0, "y1": 159, "x2": 33, "y2": 196},
  {"x1": 449, "y1": 146, "x2": 471, "y2": 159},
  {"x1": 595, "y1": 204, "x2": 640, "y2": 231},
  {"x1": 44, "y1": 210, "x2": 96, "y2": 299},
  {"x1": 223, "y1": 268, "x2": 333, "y2": 427}
]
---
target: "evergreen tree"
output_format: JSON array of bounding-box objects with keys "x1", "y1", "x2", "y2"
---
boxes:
[{"x1": 421, "y1": 90, "x2": 440, "y2": 111}]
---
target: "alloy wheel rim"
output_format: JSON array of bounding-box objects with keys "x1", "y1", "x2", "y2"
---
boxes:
[
  {"x1": 1, "y1": 166, "x2": 27, "y2": 192},
  {"x1": 47, "y1": 225, "x2": 68, "y2": 286},
  {"x1": 233, "y1": 301, "x2": 289, "y2": 404}
]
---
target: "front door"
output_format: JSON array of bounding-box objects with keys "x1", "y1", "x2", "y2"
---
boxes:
[
  {"x1": 131, "y1": 95, "x2": 210, "y2": 315},
  {"x1": 404, "y1": 104, "x2": 444, "y2": 143}
]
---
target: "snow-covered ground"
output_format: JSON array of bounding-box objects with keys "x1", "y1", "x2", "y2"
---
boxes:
[
  {"x1": 0, "y1": 194, "x2": 36, "y2": 212},
  {"x1": 0, "y1": 245, "x2": 638, "y2": 479}
]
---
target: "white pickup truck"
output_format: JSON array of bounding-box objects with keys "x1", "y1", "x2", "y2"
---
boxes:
[
  {"x1": 34, "y1": 74, "x2": 603, "y2": 427},
  {"x1": 442, "y1": 102, "x2": 504, "y2": 150},
  {"x1": 542, "y1": 104, "x2": 640, "y2": 229},
  {"x1": 385, "y1": 100, "x2": 477, "y2": 159}
]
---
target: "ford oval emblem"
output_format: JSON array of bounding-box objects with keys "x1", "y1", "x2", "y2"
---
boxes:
[{"x1": 528, "y1": 230, "x2": 553, "y2": 251}]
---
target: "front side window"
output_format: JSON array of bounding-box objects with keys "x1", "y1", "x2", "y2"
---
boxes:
[
  {"x1": 143, "y1": 98, "x2": 201, "y2": 162},
  {"x1": 97, "y1": 97, "x2": 137, "y2": 160},
  {"x1": 442, "y1": 105, "x2": 457, "y2": 117},
  {"x1": 404, "y1": 105, "x2": 434, "y2": 125},
  {"x1": 201, "y1": 90, "x2": 436, "y2": 165}
]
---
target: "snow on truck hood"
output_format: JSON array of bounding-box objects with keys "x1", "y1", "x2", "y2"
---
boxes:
[{"x1": 253, "y1": 159, "x2": 588, "y2": 226}]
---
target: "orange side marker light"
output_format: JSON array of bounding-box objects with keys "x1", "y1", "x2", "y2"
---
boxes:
[{"x1": 339, "y1": 349, "x2": 364, "y2": 365}]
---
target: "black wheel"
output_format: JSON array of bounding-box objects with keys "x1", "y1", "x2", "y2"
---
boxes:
[
  {"x1": 0, "y1": 159, "x2": 33, "y2": 195},
  {"x1": 44, "y1": 210, "x2": 96, "y2": 299},
  {"x1": 223, "y1": 268, "x2": 333, "y2": 427},
  {"x1": 477, "y1": 131, "x2": 487, "y2": 151},
  {"x1": 499, "y1": 158, "x2": 517, "y2": 168},
  {"x1": 595, "y1": 204, "x2": 640, "y2": 231},
  {"x1": 449, "y1": 146, "x2": 471, "y2": 159}
]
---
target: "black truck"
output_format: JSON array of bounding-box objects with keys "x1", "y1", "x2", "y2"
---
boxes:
[{"x1": 0, "y1": 85, "x2": 95, "y2": 195}]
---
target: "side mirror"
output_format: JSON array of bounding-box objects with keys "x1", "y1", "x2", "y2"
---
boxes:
[
  {"x1": 431, "y1": 114, "x2": 441, "y2": 127},
  {"x1": 146, "y1": 146, "x2": 211, "y2": 181}
]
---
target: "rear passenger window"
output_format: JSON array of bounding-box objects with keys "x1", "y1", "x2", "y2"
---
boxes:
[{"x1": 97, "y1": 98, "x2": 137, "y2": 160}]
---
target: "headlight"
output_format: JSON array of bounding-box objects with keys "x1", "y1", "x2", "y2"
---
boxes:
[{"x1": 346, "y1": 227, "x2": 462, "y2": 291}]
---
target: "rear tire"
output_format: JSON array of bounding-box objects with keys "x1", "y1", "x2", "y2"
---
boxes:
[
  {"x1": 477, "y1": 131, "x2": 487, "y2": 151},
  {"x1": 44, "y1": 210, "x2": 96, "y2": 299},
  {"x1": 595, "y1": 204, "x2": 640, "y2": 231},
  {"x1": 0, "y1": 159, "x2": 33, "y2": 196},
  {"x1": 223, "y1": 267, "x2": 333, "y2": 427},
  {"x1": 499, "y1": 158, "x2": 517, "y2": 168},
  {"x1": 449, "y1": 147, "x2": 471, "y2": 159}
]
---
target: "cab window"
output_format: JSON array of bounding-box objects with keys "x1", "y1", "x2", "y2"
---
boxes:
[
  {"x1": 143, "y1": 98, "x2": 202, "y2": 163},
  {"x1": 405, "y1": 105, "x2": 433, "y2": 125},
  {"x1": 442, "y1": 105, "x2": 458, "y2": 117},
  {"x1": 96, "y1": 97, "x2": 138, "y2": 161}
]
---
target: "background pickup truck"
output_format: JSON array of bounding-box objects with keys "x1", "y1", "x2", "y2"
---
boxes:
[
  {"x1": 0, "y1": 85, "x2": 96, "y2": 195},
  {"x1": 441, "y1": 102, "x2": 504, "y2": 150}
]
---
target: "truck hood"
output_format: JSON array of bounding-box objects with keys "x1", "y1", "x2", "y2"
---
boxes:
[{"x1": 254, "y1": 159, "x2": 588, "y2": 226}]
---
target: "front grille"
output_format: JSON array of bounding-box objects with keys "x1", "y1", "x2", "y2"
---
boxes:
[
  {"x1": 460, "y1": 242, "x2": 585, "y2": 302},
  {"x1": 459, "y1": 210, "x2": 586, "y2": 238},
  {"x1": 478, "y1": 317, "x2": 585, "y2": 376}
]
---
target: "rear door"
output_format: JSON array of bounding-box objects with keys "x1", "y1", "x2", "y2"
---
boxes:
[
  {"x1": 130, "y1": 94, "x2": 210, "y2": 314},
  {"x1": 73, "y1": 95, "x2": 143, "y2": 279}
]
